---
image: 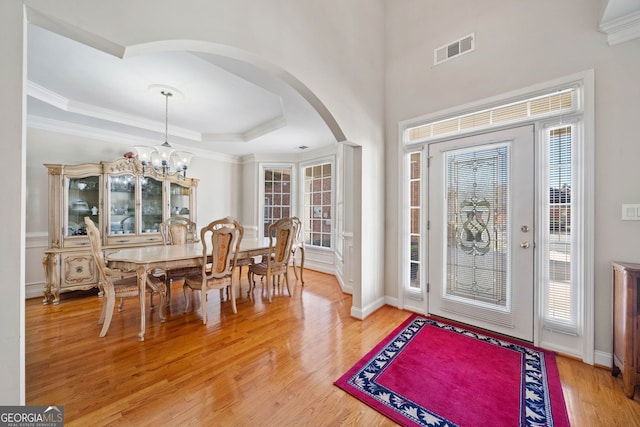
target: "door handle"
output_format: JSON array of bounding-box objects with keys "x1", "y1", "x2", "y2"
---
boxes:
[{"x1": 520, "y1": 241, "x2": 530, "y2": 249}]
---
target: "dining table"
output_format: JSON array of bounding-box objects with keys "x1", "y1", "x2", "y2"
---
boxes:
[{"x1": 105, "y1": 239, "x2": 270, "y2": 341}]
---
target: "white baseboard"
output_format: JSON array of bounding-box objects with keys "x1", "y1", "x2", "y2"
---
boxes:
[
  {"x1": 26, "y1": 282, "x2": 44, "y2": 300},
  {"x1": 351, "y1": 296, "x2": 386, "y2": 320},
  {"x1": 594, "y1": 350, "x2": 612, "y2": 368}
]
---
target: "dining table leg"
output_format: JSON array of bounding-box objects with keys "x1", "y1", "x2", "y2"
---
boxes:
[{"x1": 136, "y1": 266, "x2": 147, "y2": 342}]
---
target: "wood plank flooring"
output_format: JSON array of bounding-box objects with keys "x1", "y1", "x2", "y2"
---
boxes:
[{"x1": 26, "y1": 269, "x2": 640, "y2": 426}]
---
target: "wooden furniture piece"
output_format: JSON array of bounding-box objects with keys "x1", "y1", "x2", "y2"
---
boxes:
[
  {"x1": 85, "y1": 218, "x2": 165, "y2": 340},
  {"x1": 249, "y1": 217, "x2": 296, "y2": 302},
  {"x1": 183, "y1": 218, "x2": 244, "y2": 323},
  {"x1": 612, "y1": 261, "x2": 640, "y2": 398},
  {"x1": 160, "y1": 216, "x2": 199, "y2": 245},
  {"x1": 105, "y1": 238, "x2": 269, "y2": 340},
  {"x1": 42, "y1": 157, "x2": 198, "y2": 304}
]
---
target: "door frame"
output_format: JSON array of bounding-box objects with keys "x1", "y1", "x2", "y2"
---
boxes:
[
  {"x1": 426, "y1": 126, "x2": 535, "y2": 341},
  {"x1": 397, "y1": 70, "x2": 594, "y2": 362}
]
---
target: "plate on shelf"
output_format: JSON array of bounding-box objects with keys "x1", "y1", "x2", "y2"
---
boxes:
[{"x1": 70, "y1": 199, "x2": 90, "y2": 212}]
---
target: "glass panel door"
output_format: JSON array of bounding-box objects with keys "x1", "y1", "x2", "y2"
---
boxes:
[
  {"x1": 108, "y1": 174, "x2": 136, "y2": 235},
  {"x1": 67, "y1": 176, "x2": 100, "y2": 236},
  {"x1": 170, "y1": 182, "x2": 191, "y2": 218},
  {"x1": 141, "y1": 177, "x2": 163, "y2": 233},
  {"x1": 428, "y1": 126, "x2": 534, "y2": 341}
]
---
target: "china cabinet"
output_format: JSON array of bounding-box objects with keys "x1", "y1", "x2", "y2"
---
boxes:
[{"x1": 42, "y1": 157, "x2": 198, "y2": 304}]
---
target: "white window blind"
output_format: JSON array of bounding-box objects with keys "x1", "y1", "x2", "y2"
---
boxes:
[
  {"x1": 543, "y1": 125, "x2": 577, "y2": 334},
  {"x1": 406, "y1": 89, "x2": 575, "y2": 144}
]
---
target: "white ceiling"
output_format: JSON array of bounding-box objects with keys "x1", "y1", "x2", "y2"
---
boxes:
[
  {"x1": 26, "y1": 24, "x2": 337, "y2": 157},
  {"x1": 27, "y1": 2, "x2": 638, "y2": 160}
]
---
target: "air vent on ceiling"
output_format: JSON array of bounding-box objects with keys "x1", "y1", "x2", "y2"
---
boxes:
[{"x1": 434, "y1": 33, "x2": 475, "y2": 65}]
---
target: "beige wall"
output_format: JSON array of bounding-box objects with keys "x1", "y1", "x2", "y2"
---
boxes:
[
  {"x1": 384, "y1": 0, "x2": 640, "y2": 356},
  {"x1": 0, "y1": 0, "x2": 26, "y2": 406}
]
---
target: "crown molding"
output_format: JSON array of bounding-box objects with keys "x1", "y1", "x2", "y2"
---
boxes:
[
  {"x1": 26, "y1": 115, "x2": 239, "y2": 163},
  {"x1": 202, "y1": 115, "x2": 287, "y2": 142},
  {"x1": 599, "y1": 4, "x2": 640, "y2": 45}
]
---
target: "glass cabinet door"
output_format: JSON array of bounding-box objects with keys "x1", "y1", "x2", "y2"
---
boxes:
[
  {"x1": 108, "y1": 174, "x2": 136, "y2": 235},
  {"x1": 169, "y1": 182, "x2": 191, "y2": 218},
  {"x1": 141, "y1": 177, "x2": 163, "y2": 233},
  {"x1": 66, "y1": 176, "x2": 100, "y2": 236}
]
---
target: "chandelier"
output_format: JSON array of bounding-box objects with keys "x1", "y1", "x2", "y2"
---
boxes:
[{"x1": 134, "y1": 88, "x2": 193, "y2": 178}]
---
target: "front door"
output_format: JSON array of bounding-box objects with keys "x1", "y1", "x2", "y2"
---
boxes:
[{"x1": 428, "y1": 126, "x2": 534, "y2": 341}]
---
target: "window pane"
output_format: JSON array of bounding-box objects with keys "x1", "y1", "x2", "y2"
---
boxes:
[
  {"x1": 303, "y1": 161, "x2": 333, "y2": 249},
  {"x1": 408, "y1": 151, "x2": 422, "y2": 293},
  {"x1": 263, "y1": 166, "x2": 292, "y2": 237},
  {"x1": 545, "y1": 125, "x2": 575, "y2": 330}
]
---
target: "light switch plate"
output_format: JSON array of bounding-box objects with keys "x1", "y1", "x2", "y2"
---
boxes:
[{"x1": 622, "y1": 204, "x2": 640, "y2": 220}]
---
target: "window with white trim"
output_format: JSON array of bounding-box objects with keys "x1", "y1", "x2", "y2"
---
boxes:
[
  {"x1": 542, "y1": 123, "x2": 578, "y2": 334},
  {"x1": 303, "y1": 161, "x2": 333, "y2": 248},
  {"x1": 262, "y1": 166, "x2": 292, "y2": 238},
  {"x1": 408, "y1": 151, "x2": 422, "y2": 291}
]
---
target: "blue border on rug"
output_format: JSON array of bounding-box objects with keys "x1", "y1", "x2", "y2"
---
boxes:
[{"x1": 344, "y1": 316, "x2": 558, "y2": 426}]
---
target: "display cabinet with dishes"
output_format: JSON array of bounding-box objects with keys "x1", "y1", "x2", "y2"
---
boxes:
[{"x1": 42, "y1": 157, "x2": 198, "y2": 304}]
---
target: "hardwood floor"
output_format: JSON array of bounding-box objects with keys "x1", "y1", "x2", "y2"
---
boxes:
[{"x1": 26, "y1": 269, "x2": 640, "y2": 426}]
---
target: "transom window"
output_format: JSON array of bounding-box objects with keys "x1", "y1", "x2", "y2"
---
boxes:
[{"x1": 405, "y1": 88, "x2": 576, "y2": 144}]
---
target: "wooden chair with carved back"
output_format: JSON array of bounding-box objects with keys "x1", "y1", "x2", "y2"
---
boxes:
[
  {"x1": 154, "y1": 216, "x2": 200, "y2": 305},
  {"x1": 182, "y1": 217, "x2": 243, "y2": 324},
  {"x1": 248, "y1": 217, "x2": 296, "y2": 302},
  {"x1": 85, "y1": 217, "x2": 165, "y2": 339}
]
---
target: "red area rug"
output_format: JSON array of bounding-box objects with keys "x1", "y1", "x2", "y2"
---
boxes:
[{"x1": 335, "y1": 314, "x2": 570, "y2": 426}]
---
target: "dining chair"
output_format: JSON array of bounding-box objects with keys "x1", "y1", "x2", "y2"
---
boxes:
[
  {"x1": 159, "y1": 216, "x2": 199, "y2": 245},
  {"x1": 248, "y1": 217, "x2": 296, "y2": 302},
  {"x1": 85, "y1": 217, "x2": 165, "y2": 338},
  {"x1": 156, "y1": 216, "x2": 200, "y2": 305},
  {"x1": 183, "y1": 217, "x2": 244, "y2": 324},
  {"x1": 290, "y1": 216, "x2": 305, "y2": 285}
]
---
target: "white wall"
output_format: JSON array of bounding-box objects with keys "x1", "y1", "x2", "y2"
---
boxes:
[
  {"x1": 0, "y1": 0, "x2": 25, "y2": 405},
  {"x1": 384, "y1": 0, "x2": 640, "y2": 355}
]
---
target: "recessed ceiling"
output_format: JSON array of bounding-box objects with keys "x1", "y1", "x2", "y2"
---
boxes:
[{"x1": 26, "y1": 24, "x2": 337, "y2": 157}]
